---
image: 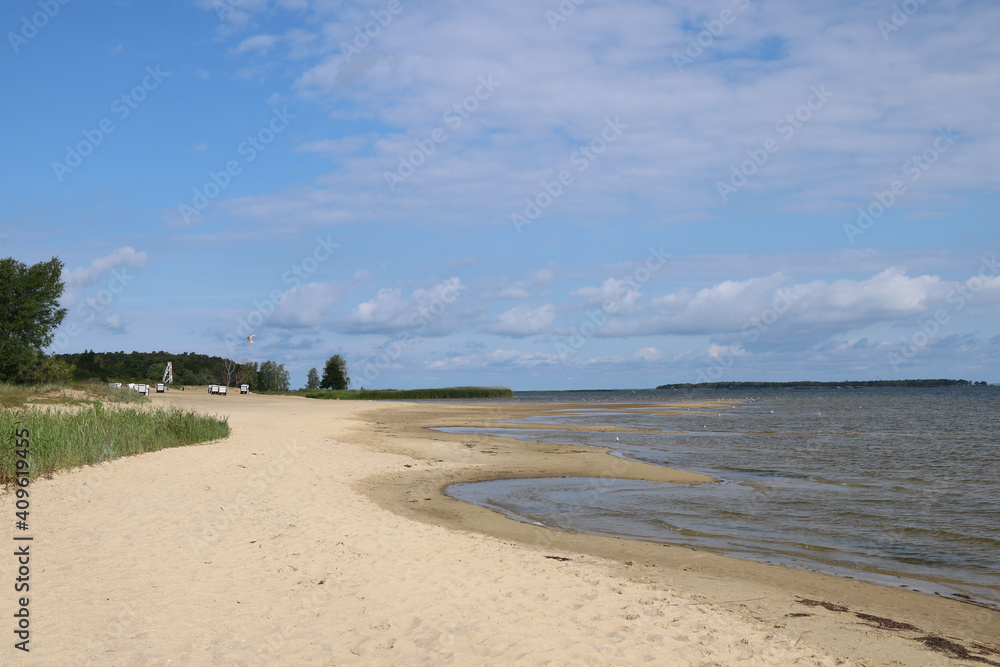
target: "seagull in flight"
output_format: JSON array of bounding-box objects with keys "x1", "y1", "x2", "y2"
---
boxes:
[{"x1": 247, "y1": 334, "x2": 256, "y2": 343}]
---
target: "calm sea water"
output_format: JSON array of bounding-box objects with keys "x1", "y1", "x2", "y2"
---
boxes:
[{"x1": 444, "y1": 388, "x2": 1000, "y2": 606}]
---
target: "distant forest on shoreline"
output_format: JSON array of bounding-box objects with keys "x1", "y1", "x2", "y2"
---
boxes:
[
  {"x1": 45, "y1": 351, "x2": 993, "y2": 391},
  {"x1": 655, "y1": 379, "x2": 990, "y2": 390},
  {"x1": 55, "y1": 350, "x2": 241, "y2": 386}
]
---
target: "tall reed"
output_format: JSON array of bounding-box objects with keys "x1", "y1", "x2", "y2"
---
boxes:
[{"x1": 0, "y1": 403, "x2": 229, "y2": 484}]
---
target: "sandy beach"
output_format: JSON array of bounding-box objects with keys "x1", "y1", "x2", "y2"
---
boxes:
[{"x1": 3, "y1": 391, "x2": 998, "y2": 666}]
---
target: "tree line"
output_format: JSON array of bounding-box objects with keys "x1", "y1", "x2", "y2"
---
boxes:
[
  {"x1": 51, "y1": 350, "x2": 293, "y2": 391},
  {"x1": 1, "y1": 255, "x2": 351, "y2": 392},
  {"x1": 0, "y1": 257, "x2": 68, "y2": 383},
  {"x1": 51, "y1": 351, "x2": 351, "y2": 391}
]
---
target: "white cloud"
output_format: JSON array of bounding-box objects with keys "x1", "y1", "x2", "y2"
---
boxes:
[
  {"x1": 641, "y1": 272, "x2": 790, "y2": 335},
  {"x1": 426, "y1": 348, "x2": 561, "y2": 371},
  {"x1": 783, "y1": 268, "x2": 947, "y2": 327},
  {"x1": 102, "y1": 314, "x2": 125, "y2": 333},
  {"x1": 65, "y1": 247, "x2": 149, "y2": 289},
  {"x1": 63, "y1": 248, "x2": 149, "y2": 307},
  {"x1": 233, "y1": 34, "x2": 279, "y2": 54},
  {"x1": 608, "y1": 267, "x2": 1000, "y2": 341},
  {"x1": 178, "y1": 0, "x2": 998, "y2": 237},
  {"x1": 635, "y1": 346, "x2": 661, "y2": 361},
  {"x1": 485, "y1": 348, "x2": 560, "y2": 367},
  {"x1": 486, "y1": 304, "x2": 556, "y2": 337},
  {"x1": 706, "y1": 343, "x2": 737, "y2": 359},
  {"x1": 572, "y1": 277, "x2": 642, "y2": 315},
  {"x1": 496, "y1": 268, "x2": 554, "y2": 299},
  {"x1": 271, "y1": 281, "x2": 349, "y2": 327},
  {"x1": 344, "y1": 277, "x2": 463, "y2": 334}
]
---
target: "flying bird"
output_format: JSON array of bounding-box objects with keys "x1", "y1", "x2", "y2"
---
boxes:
[{"x1": 247, "y1": 335, "x2": 256, "y2": 343}]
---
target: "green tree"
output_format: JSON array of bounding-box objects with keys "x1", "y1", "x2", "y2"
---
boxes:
[
  {"x1": 145, "y1": 362, "x2": 165, "y2": 383},
  {"x1": 73, "y1": 349, "x2": 102, "y2": 380},
  {"x1": 237, "y1": 359, "x2": 259, "y2": 389},
  {"x1": 33, "y1": 354, "x2": 75, "y2": 385},
  {"x1": 306, "y1": 367, "x2": 320, "y2": 389},
  {"x1": 257, "y1": 360, "x2": 290, "y2": 392},
  {"x1": 0, "y1": 257, "x2": 67, "y2": 383},
  {"x1": 177, "y1": 369, "x2": 200, "y2": 386},
  {"x1": 320, "y1": 354, "x2": 349, "y2": 390}
]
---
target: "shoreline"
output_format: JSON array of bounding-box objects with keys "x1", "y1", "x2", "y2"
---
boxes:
[
  {"x1": 353, "y1": 399, "x2": 1000, "y2": 663},
  {"x1": 4, "y1": 391, "x2": 997, "y2": 665},
  {"x1": 431, "y1": 421, "x2": 1000, "y2": 611}
]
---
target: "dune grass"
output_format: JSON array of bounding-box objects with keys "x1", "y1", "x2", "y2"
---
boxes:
[
  {"x1": 91, "y1": 383, "x2": 150, "y2": 404},
  {"x1": 0, "y1": 381, "x2": 150, "y2": 409},
  {"x1": 0, "y1": 402, "x2": 229, "y2": 485},
  {"x1": 0, "y1": 383, "x2": 84, "y2": 409},
  {"x1": 297, "y1": 386, "x2": 514, "y2": 400},
  {"x1": 0, "y1": 384, "x2": 41, "y2": 409}
]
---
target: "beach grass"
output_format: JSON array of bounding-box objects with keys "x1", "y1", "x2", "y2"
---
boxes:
[
  {"x1": 0, "y1": 382, "x2": 93, "y2": 409},
  {"x1": 90, "y1": 383, "x2": 150, "y2": 404},
  {"x1": 297, "y1": 386, "x2": 514, "y2": 400},
  {"x1": 0, "y1": 402, "x2": 230, "y2": 485},
  {"x1": 0, "y1": 381, "x2": 151, "y2": 409},
  {"x1": 0, "y1": 384, "x2": 43, "y2": 409}
]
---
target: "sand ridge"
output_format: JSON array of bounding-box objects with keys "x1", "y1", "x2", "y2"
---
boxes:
[{"x1": 1, "y1": 391, "x2": 996, "y2": 665}]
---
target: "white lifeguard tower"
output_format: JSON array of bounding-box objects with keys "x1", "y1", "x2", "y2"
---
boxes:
[{"x1": 162, "y1": 361, "x2": 173, "y2": 385}]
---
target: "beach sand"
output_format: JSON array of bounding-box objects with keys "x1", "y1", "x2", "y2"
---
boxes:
[{"x1": 3, "y1": 392, "x2": 998, "y2": 665}]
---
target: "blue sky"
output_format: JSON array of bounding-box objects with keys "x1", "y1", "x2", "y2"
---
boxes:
[{"x1": 2, "y1": 0, "x2": 998, "y2": 390}]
